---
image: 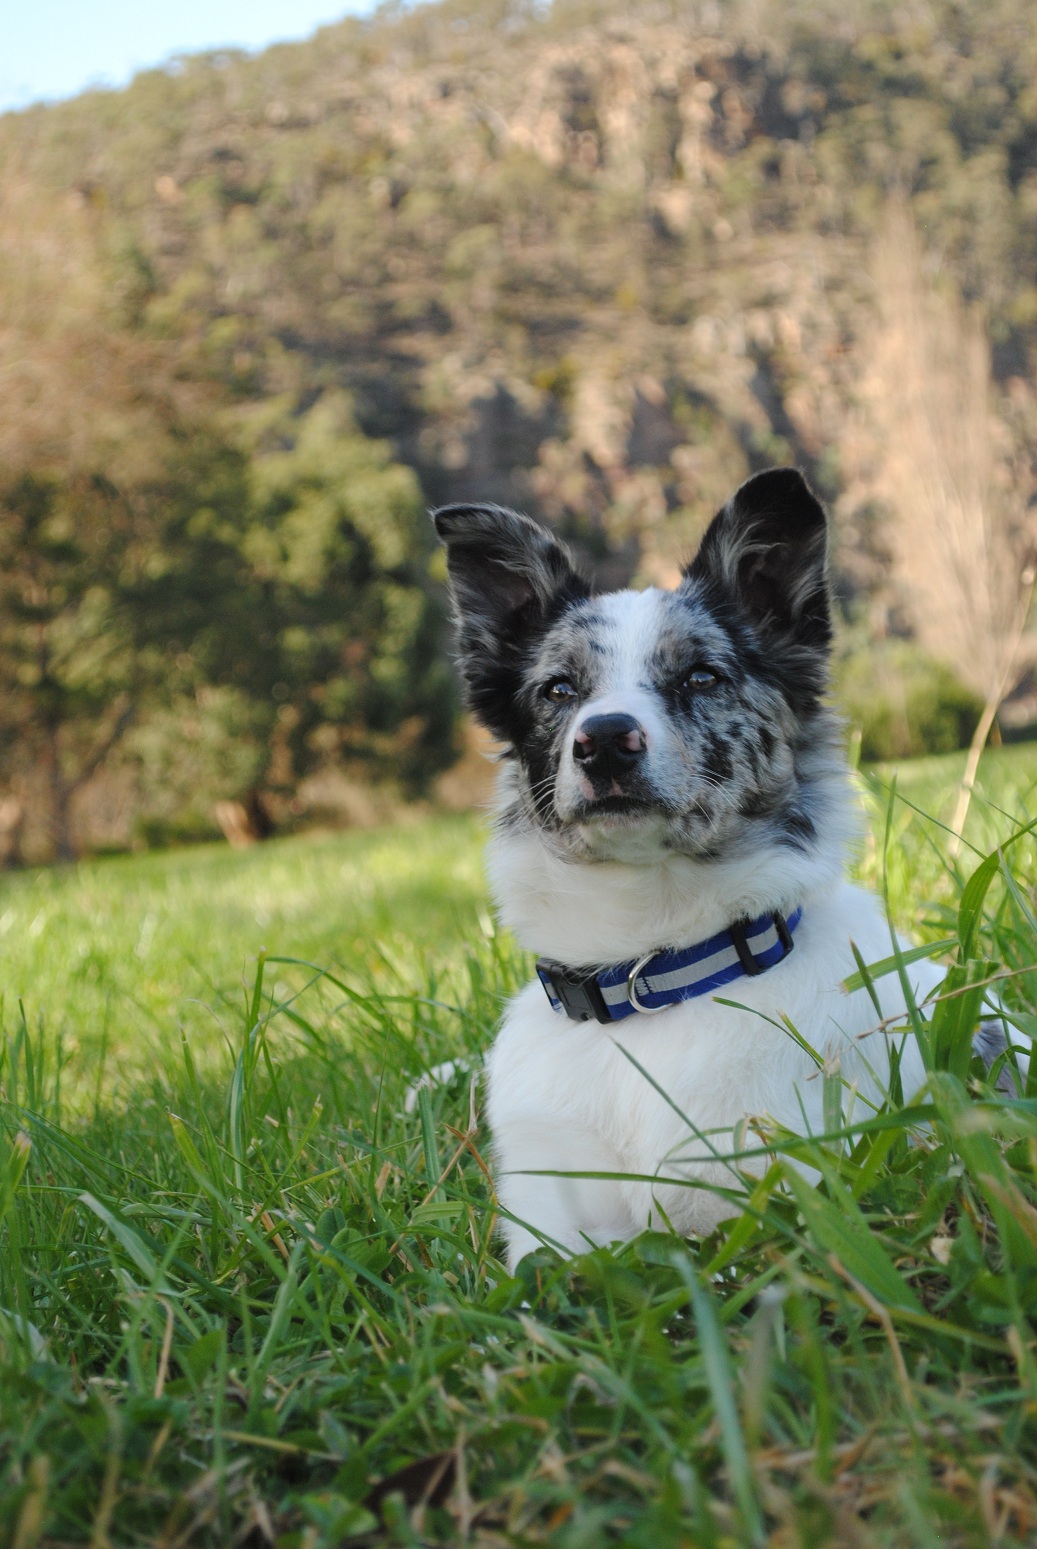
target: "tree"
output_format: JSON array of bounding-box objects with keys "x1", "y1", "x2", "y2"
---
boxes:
[
  {"x1": 0, "y1": 394, "x2": 457, "y2": 861},
  {"x1": 127, "y1": 394, "x2": 456, "y2": 837},
  {"x1": 243, "y1": 392, "x2": 455, "y2": 797},
  {"x1": 0, "y1": 471, "x2": 139, "y2": 862}
]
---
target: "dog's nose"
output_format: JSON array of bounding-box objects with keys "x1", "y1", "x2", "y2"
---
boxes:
[{"x1": 573, "y1": 713, "x2": 646, "y2": 771}]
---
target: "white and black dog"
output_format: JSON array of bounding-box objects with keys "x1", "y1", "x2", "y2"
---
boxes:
[{"x1": 433, "y1": 468, "x2": 1003, "y2": 1269}]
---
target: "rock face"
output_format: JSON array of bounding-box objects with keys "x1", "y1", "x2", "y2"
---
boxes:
[
  {"x1": 349, "y1": 17, "x2": 866, "y2": 582},
  {"x1": 251, "y1": 4, "x2": 1033, "y2": 616}
]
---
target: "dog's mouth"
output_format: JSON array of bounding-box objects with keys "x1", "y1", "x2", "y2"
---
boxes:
[
  {"x1": 567, "y1": 790, "x2": 675, "y2": 860},
  {"x1": 571, "y1": 791, "x2": 666, "y2": 826}
]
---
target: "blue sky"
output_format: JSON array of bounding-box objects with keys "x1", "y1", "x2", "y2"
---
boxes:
[{"x1": 1, "y1": 0, "x2": 379, "y2": 113}]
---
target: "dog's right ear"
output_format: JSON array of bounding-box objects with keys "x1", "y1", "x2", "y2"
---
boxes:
[
  {"x1": 432, "y1": 503, "x2": 589, "y2": 651},
  {"x1": 432, "y1": 503, "x2": 590, "y2": 735}
]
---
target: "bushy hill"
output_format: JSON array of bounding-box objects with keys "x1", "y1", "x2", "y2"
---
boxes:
[{"x1": 1, "y1": 0, "x2": 1036, "y2": 856}]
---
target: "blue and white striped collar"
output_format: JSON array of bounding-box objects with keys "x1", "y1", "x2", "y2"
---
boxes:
[{"x1": 536, "y1": 907, "x2": 802, "y2": 1024}]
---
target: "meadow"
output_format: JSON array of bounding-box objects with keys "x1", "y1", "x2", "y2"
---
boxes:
[{"x1": 0, "y1": 745, "x2": 1036, "y2": 1547}]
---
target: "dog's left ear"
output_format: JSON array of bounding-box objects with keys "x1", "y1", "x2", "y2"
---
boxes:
[{"x1": 684, "y1": 467, "x2": 831, "y2": 651}]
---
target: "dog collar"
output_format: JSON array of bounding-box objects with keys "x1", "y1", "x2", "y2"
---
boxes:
[{"x1": 536, "y1": 907, "x2": 802, "y2": 1024}]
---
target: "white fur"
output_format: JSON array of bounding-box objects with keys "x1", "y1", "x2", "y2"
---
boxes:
[
  {"x1": 487, "y1": 761, "x2": 858, "y2": 964},
  {"x1": 486, "y1": 836, "x2": 941, "y2": 1267}
]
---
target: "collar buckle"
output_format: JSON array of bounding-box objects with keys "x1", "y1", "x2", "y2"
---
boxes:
[{"x1": 536, "y1": 959, "x2": 611, "y2": 1024}]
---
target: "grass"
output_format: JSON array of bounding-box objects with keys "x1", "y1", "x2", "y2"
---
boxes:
[
  {"x1": 0, "y1": 814, "x2": 487, "y2": 1101},
  {"x1": 0, "y1": 745, "x2": 1035, "y2": 1547}
]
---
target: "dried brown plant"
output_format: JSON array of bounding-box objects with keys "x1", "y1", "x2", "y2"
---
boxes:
[{"x1": 866, "y1": 197, "x2": 1037, "y2": 849}]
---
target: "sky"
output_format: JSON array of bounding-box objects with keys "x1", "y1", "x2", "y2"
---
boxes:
[{"x1": 1, "y1": 0, "x2": 379, "y2": 114}]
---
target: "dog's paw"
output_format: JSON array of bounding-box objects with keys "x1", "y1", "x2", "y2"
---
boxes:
[{"x1": 403, "y1": 1059, "x2": 475, "y2": 1114}]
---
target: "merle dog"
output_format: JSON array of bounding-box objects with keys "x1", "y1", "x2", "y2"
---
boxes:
[{"x1": 434, "y1": 469, "x2": 1016, "y2": 1267}]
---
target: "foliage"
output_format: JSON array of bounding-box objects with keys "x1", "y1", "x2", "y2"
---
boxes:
[
  {"x1": 0, "y1": 397, "x2": 454, "y2": 860},
  {"x1": 128, "y1": 395, "x2": 455, "y2": 832},
  {"x1": 241, "y1": 393, "x2": 455, "y2": 796},
  {"x1": 0, "y1": 469, "x2": 139, "y2": 861},
  {"x1": 834, "y1": 640, "x2": 983, "y2": 762},
  {"x1": 0, "y1": 747, "x2": 1035, "y2": 1543}
]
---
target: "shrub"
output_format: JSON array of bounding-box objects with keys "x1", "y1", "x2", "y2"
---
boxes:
[{"x1": 834, "y1": 639, "x2": 983, "y2": 761}]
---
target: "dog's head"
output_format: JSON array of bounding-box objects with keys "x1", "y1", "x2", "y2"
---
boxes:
[{"x1": 433, "y1": 468, "x2": 839, "y2": 863}]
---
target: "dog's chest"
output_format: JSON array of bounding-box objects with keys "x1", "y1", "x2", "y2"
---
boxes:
[
  {"x1": 485, "y1": 883, "x2": 931, "y2": 1172},
  {"x1": 488, "y1": 955, "x2": 826, "y2": 1164}
]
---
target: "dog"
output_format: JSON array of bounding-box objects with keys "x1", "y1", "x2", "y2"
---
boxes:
[{"x1": 433, "y1": 468, "x2": 1010, "y2": 1269}]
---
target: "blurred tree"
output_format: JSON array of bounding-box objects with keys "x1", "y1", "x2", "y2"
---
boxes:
[
  {"x1": 243, "y1": 393, "x2": 455, "y2": 798},
  {"x1": 0, "y1": 471, "x2": 138, "y2": 861},
  {"x1": 127, "y1": 394, "x2": 455, "y2": 841},
  {"x1": 0, "y1": 398, "x2": 455, "y2": 860}
]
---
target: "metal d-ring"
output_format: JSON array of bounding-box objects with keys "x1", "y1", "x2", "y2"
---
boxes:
[{"x1": 627, "y1": 953, "x2": 667, "y2": 1015}]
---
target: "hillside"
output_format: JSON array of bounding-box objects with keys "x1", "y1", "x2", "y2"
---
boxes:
[{"x1": 2, "y1": 0, "x2": 1036, "y2": 856}]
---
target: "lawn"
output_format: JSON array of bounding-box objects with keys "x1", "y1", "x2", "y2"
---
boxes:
[
  {"x1": 0, "y1": 813, "x2": 489, "y2": 1102},
  {"x1": 0, "y1": 745, "x2": 1035, "y2": 1546}
]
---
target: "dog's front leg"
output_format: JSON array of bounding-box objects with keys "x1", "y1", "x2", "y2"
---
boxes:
[{"x1": 491, "y1": 1117, "x2": 636, "y2": 1270}]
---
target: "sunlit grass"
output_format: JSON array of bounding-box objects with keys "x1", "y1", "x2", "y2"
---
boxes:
[
  {"x1": 0, "y1": 813, "x2": 489, "y2": 1098},
  {"x1": 0, "y1": 745, "x2": 1035, "y2": 1545}
]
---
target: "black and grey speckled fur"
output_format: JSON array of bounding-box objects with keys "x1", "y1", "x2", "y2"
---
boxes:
[{"x1": 434, "y1": 468, "x2": 846, "y2": 869}]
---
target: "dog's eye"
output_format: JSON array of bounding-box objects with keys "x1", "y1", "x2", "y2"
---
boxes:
[
  {"x1": 544, "y1": 678, "x2": 579, "y2": 704},
  {"x1": 683, "y1": 667, "x2": 719, "y2": 692}
]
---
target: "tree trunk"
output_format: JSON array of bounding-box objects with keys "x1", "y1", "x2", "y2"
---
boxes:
[
  {"x1": 43, "y1": 725, "x2": 76, "y2": 864},
  {"x1": 0, "y1": 794, "x2": 25, "y2": 868}
]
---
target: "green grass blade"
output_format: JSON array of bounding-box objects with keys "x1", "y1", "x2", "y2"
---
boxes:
[{"x1": 672, "y1": 1252, "x2": 765, "y2": 1546}]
